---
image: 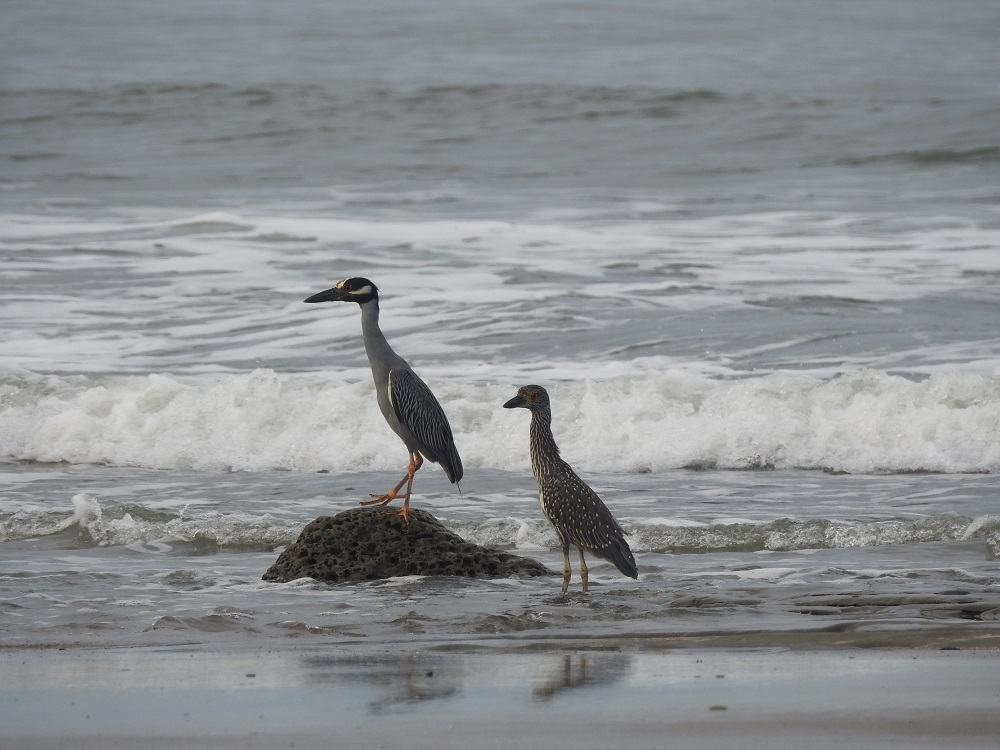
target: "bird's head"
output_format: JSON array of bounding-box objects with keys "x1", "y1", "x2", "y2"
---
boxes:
[
  {"x1": 503, "y1": 384, "x2": 550, "y2": 411},
  {"x1": 304, "y1": 277, "x2": 379, "y2": 305}
]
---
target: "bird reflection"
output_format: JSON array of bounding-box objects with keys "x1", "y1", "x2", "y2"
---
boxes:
[
  {"x1": 532, "y1": 653, "x2": 632, "y2": 700},
  {"x1": 365, "y1": 655, "x2": 459, "y2": 714},
  {"x1": 301, "y1": 654, "x2": 459, "y2": 714}
]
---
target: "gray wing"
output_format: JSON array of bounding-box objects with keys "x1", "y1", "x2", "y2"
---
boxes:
[{"x1": 388, "y1": 367, "x2": 463, "y2": 484}]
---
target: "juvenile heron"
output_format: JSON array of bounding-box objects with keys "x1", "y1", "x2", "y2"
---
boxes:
[
  {"x1": 503, "y1": 384, "x2": 638, "y2": 592},
  {"x1": 305, "y1": 277, "x2": 463, "y2": 522}
]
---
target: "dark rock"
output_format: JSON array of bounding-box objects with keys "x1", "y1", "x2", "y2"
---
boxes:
[{"x1": 262, "y1": 507, "x2": 555, "y2": 584}]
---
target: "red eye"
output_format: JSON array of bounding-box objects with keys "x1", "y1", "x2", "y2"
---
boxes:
[{"x1": 344, "y1": 284, "x2": 353, "y2": 292}]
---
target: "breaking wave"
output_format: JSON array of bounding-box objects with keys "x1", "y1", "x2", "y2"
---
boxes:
[{"x1": 2, "y1": 367, "x2": 999, "y2": 475}]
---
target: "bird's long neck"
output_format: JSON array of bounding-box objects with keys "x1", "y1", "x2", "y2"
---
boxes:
[
  {"x1": 358, "y1": 298, "x2": 400, "y2": 370},
  {"x1": 528, "y1": 407, "x2": 562, "y2": 481}
]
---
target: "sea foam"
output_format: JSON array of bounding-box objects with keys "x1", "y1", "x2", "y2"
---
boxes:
[
  {"x1": 2, "y1": 367, "x2": 998, "y2": 475},
  {"x1": 4, "y1": 491, "x2": 997, "y2": 557}
]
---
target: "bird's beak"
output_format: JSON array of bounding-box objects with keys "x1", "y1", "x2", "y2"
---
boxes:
[
  {"x1": 304, "y1": 286, "x2": 347, "y2": 304},
  {"x1": 503, "y1": 395, "x2": 526, "y2": 409}
]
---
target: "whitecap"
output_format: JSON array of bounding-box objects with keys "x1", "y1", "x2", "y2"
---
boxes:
[{"x1": 4, "y1": 367, "x2": 998, "y2": 476}]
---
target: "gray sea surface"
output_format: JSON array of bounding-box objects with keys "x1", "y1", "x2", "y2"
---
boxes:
[{"x1": 2, "y1": 0, "x2": 1000, "y2": 656}]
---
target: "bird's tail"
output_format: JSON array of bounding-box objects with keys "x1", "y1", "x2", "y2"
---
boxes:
[
  {"x1": 599, "y1": 538, "x2": 638, "y2": 580},
  {"x1": 442, "y1": 443, "x2": 463, "y2": 486}
]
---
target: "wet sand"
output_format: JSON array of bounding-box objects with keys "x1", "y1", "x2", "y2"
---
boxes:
[{"x1": 4, "y1": 630, "x2": 999, "y2": 750}]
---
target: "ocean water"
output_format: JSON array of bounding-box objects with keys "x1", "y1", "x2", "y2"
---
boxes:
[{"x1": 2, "y1": 0, "x2": 1000, "y2": 652}]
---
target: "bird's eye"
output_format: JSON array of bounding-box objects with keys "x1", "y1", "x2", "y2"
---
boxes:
[{"x1": 344, "y1": 283, "x2": 353, "y2": 292}]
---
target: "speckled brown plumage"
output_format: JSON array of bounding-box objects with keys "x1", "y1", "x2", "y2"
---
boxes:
[{"x1": 504, "y1": 384, "x2": 638, "y2": 592}]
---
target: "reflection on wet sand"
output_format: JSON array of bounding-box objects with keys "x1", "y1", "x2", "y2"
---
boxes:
[
  {"x1": 302, "y1": 653, "x2": 461, "y2": 714},
  {"x1": 364, "y1": 656, "x2": 461, "y2": 714},
  {"x1": 300, "y1": 650, "x2": 635, "y2": 711},
  {"x1": 532, "y1": 653, "x2": 632, "y2": 701}
]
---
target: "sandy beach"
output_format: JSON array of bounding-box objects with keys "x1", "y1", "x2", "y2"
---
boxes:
[{"x1": 4, "y1": 629, "x2": 1000, "y2": 750}]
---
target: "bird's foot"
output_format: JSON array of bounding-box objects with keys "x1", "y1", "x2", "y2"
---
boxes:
[
  {"x1": 360, "y1": 493, "x2": 415, "y2": 524},
  {"x1": 378, "y1": 503, "x2": 415, "y2": 524},
  {"x1": 360, "y1": 492, "x2": 398, "y2": 509},
  {"x1": 360, "y1": 469, "x2": 412, "y2": 511}
]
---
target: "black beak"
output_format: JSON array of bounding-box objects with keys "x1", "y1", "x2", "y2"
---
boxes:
[
  {"x1": 304, "y1": 287, "x2": 347, "y2": 304},
  {"x1": 503, "y1": 395, "x2": 526, "y2": 409}
]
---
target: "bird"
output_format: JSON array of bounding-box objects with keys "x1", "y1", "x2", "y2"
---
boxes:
[
  {"x1": 503, "y1": 384, "x2": 638, "y2": 592},
  {"x1": 304, "y1": 277, "x2": 463, "y2": 522}
]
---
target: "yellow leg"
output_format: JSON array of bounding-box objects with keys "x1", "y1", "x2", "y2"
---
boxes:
[
  {"x1": 578, "y1": 548, "x2": 589, "y2": 593},
  {"x1": 561, "y1": 548, "x2": 571, "y2": 593}
]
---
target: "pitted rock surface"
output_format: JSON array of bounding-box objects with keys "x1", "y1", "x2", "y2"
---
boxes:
[{"x1": 262, "y1": 507, "x2": 554, "y2": 583}]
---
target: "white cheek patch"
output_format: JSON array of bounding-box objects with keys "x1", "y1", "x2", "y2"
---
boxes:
[{"x1": 353, "y1": 284, "x2": 373, "y2": 296}]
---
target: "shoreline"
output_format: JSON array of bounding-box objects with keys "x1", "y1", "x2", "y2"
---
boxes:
[
  {"x1": 4, "y1": 628, "x2": 1000, "y2": 750},
  {"x1": 6, "y1": 620, "x2": 1000, "y2": 653}
]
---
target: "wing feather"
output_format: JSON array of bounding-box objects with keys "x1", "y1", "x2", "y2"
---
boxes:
[
  {"x1": 539, "y1": 470, "x2": 637, "y2": 578},
  {"x1": 389, "y1": 368, "x2": 463, "y2": 484}
]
